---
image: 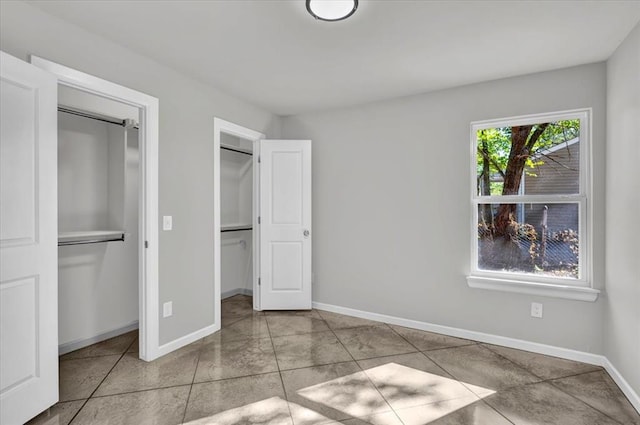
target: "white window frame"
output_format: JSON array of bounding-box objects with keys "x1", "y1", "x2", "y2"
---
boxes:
[{"x1": 467, "y1": 109, "x2": 599, "y2": 302}]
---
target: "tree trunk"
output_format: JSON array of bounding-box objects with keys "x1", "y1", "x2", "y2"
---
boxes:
[
  {"x1": 494, "y1": 124, "x2": 549, "y2": 236},
  {"x1": 490, "y1": 124, "x2": 549, "y2": 270},
  {"x1": 480, "y1": 138, "x2": 492, "y2": 226}
]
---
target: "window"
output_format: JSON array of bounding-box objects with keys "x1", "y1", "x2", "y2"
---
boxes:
[{"x1": 468, "y1": 109, "x2": 598, "y2": 301}]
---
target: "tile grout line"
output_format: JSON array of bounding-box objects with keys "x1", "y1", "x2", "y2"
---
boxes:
[
  {"x1": 476, "y1": 399, "x2": 517, "y2": 425},
  {"x1": 481, "y1": 343, "x2": 609, "y2": 386},
  {"x1": 354, "y1": 325, "x2": 510, "y2": 419},
  {"x1": 427, "y1": 344, "x2": 622, "y2": 425},
  {"x1": 59, "y1": 301, "x2": 633, "y2": 425},
  {"x1": 278, "y1": 359, "x2": 352, "y2": 373},
  {"x1": 462, "y1": 383, "x2": 523, "y2": 425},
  {"x1": 67, "y1": 335, "x2": 138, "y2": 425},
  {"x1": 540, "y1": 368, "x2": 605, "y2": 383},
  {"x1": 325, "y1": 320, "x2": 408, "y2": 425},
  {"x1": 481, "y1": 343, "x2": 565, "y2": 381},
  {"x1": 180, "y1": 339, "x2": 205, "y2": 424},
  {"x1": 384, "y1": 322, "x2": 428, "y2": 354},
  {"x1": 263, "y1": 312, "x2": 296, "y2": 425},
  {"x1": 478, "y1": 342, "x2": 628, "y2": 423},
  {"x1": 69, "y1": 383, "x2": 193, "y2": 401},
  {"x1": 424, "y1": 351, "x2": 538, "y2": 398},
  {"x1": 420, "y1": 346, "x2": 499, "y2": 398},
  {"x1": 418, "y1": 342, "x2": 478, "y2": 352},
  {"x1": 382, "y1": 322, "x2": 515, "y2": 425},
  {"x1": 543, "y1": 374, "x2": 628, "y2": 425},
  {"x1": 479, "y1": 343, "x2": 553, "y2": 385},
  {"x1": 385, "y1": 330, "x2": 491, "y2": 395}
]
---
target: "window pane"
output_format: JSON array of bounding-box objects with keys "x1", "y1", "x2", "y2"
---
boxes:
[
  {"x1": 476, "y1": 120, "x2": 580, "y2": 196},
  {"x1": 477, "y1": 203, "x2": 579, "y2": 279}
]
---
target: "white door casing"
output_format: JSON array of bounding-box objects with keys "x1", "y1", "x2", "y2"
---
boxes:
[
  {"x1": 259, "y1": 140, "x2": 312, "y2": 310},
  {"x1": 213, "y1": 118, "x2": 265, "y2": 318},
  {"x1": 29, "y1": 56, "x2": 165, "y2": 360},
  {"x1": 0, "y1": 51, "x2": 59, "y2": 425}
]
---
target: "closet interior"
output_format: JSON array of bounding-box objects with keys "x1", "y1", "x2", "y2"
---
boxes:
[
  {"x1": 57, "y1": 85, "x2": 140, "y2": 354},
  {"x1": 220, "y1": 133, "x2": 254, "y2": 298}
]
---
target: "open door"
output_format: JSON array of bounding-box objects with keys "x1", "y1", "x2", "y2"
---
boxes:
[
  {"x1": 0, "y1": 51, "x2": 59, "y2": 424},
  {"x1": 258, "y1": 140, "x2": 312, "y2": 310}
]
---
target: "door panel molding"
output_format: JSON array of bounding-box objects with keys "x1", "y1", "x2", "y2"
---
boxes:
[
  {"x1": 1, "y1": 50, "x2": 58, "y2": 425},
  {"x1": 259, "y1": 139, "x2": 312, "y2": 310}
]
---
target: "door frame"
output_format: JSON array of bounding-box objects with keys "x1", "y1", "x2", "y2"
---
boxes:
[
  {"x1": 213, "y1": 117, "x2": 265, "y2": 319},
  {"x1": 30, "y1": 56, "x2": 162, "y2": 361}
]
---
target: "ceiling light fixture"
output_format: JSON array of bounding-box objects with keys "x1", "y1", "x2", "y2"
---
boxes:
[{"x1": 306, "y1": 0, "x2": 358, "y2": 22}]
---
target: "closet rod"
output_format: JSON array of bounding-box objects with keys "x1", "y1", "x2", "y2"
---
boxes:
[
  {"x1": 58, "y1": 235, "x2": 125, "y2": 246},
  {"x1": 58, "y1": 106, "x2": 139, "y2": 129},
  {"x1": 221, "y1": 145, "x2": 253, "y2": 156},
  {"x1": 221, "y1": 227, "x2": 253, "y2": 233}
]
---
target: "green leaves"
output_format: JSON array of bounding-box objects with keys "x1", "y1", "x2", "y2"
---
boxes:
[{"x1": 476, "y1": 119, "x2": 579, "y2": 193}]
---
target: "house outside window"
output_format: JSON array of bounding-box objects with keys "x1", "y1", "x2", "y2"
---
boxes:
[{"x1": 468, "y1": 109, "x2": 598, "y2": 301}]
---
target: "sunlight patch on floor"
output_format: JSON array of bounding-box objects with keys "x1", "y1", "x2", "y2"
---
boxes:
[
  {"x1": 394, "y1": 395, "x2": 487, "y2": 425},
  {"x1": 183, "y1": 363, "x2": 496, "y2": 424},
  {"x1": 297, "y1": 363, "x2": 496, "y2": 424},
  {"x1": 182, "y1": 397, "x2": 293, "y2": 425},
  {"x1": 296, "y1": 369, "x2": 393, "y2": 417}
]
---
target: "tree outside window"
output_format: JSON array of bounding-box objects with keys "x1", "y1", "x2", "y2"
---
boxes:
[{"x1": 473, "y1": 111, "x2": 588, "y2": 282}]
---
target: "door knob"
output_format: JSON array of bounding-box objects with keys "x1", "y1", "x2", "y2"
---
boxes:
[{"x1": 303, "y1": 229, "x2": 310, "y2": 238}]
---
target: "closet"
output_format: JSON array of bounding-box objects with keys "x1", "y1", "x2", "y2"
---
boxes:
[
  {"x1": 57, "y1": 85, "x2": 140, "y2": 353},
  {"x1": 214, "y1": 118, "x2": 313, "y2": 311},
  {"x1": 220, "y1": 133, "x2": 254, "y2": 298}
]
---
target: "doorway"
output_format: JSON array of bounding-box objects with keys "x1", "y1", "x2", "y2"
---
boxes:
[
  {"x1": 213, "y1": 118, "x2": 264, "y2": 317},
  {"x1": 56, "y1": 85, "x2": 140, "y2": 357},
  {"x1": 30, "y1": 56, "x2": 161, "y2": 361},
  {"x1": 214, "y1": 118, "x2": 313, "y2": 315}
]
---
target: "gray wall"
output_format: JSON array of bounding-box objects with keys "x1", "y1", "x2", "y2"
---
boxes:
[
  {"x1": 282, "y1": 63, "x2": 607, "y2": 354},
  {"x1": 0, "y1": 1, "x2": 281, "y2": 345},
  {"x1": 3, "y1": 2, "x2": 632, "y2": 376},
  {"x1": 605, "y1": 23, "x2": 640, "y2": 393}
]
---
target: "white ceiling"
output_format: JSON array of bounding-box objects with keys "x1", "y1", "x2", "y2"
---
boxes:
[{"x1": 29, "y1": 0, "x2": 640, "y2": 115}]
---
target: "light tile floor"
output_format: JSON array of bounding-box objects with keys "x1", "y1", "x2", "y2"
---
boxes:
[{"x1": 28, "y1": 295, "x2": 639, "y2": 425}]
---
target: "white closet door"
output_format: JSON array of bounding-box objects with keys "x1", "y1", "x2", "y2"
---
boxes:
[
  {"x1": 259, "y1": 140, "x2": 312, "y2": 310},
  {"x1": 0, "y1": 51, "x2": 59, "y2": 424}
]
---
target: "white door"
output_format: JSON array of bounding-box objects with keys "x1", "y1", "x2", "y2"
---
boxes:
[
  {"x1": 259, "y1": 140, "x2": 312, "y2": 310},
  {"x1": 0, "y1": 51, "x2": 59, "y2": 424}
]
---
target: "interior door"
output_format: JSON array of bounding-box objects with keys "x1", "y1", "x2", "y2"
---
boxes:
[
  {"x1": 0, "y1": 51, "x2": 59, "y2": 424},
  {"x1": 259, "y1": 140, "x2": 312, "y2": 310}
]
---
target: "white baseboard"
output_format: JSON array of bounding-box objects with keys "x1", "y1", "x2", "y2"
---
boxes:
[
  {"x1": 312, "y1": 301, "x2": 639, "y2": 413},
  {"x1": 172, "y1": 288, "x2": 247, "y2": 359},
  {"x1": 155, "y1": 323, "x2": 219, "y2": 358},
  {"x1": 601, "y1": 357, "x2": 640, "y2": 413},
  {"x1": 222, "y1": 288, "x2": 253, "y2": 299},
  {"x1": 58, "y1": 321, "x2": 139, "y2": 355}
]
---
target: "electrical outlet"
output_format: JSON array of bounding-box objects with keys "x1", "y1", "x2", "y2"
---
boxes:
[
  {"x1": 163, "y1": 215, "x2": 173, "y2": 231},
  {"x1": 163, "y1": 301, "x2": 173, "y2": 318},
  {"x1": 531, "y1": 302, "x2": 543, "y2": 318}
]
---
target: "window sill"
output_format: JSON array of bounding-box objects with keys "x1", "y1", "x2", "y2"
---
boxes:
[{"x1": 466, "y1": 275, "x2": 599, "y2": 302}]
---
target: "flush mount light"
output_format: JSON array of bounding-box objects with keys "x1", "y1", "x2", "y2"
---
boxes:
[{"x1": 306, "y1": 0, "x2": 358, "y2": 22}]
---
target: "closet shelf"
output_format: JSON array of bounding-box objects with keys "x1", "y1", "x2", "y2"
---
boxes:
[
  {"x1": 58, "y1": 230, "x2": 125, "y2": 246},
  {"x1": 221, "y1": 224, "x2": 252, "y2": 233},
  {"x1": 221, "y1": 143, "x2": 252, "y2": 156}
]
